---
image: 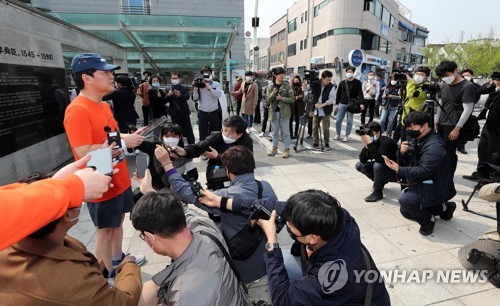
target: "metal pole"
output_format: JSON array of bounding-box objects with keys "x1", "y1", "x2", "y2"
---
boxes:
[
  {"x1": 252, "y1": 0, "x2": 259, "y2": 72},
  {"x1": 139, "y1": 53, "x2": 145, "y2": 76}
]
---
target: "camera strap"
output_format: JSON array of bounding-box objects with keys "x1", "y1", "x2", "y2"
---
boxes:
[
  {"x1": 256, "y1": 180, "x2": 263, "y2": 199},
  {"x1": 198, "y1": 230, "x2": 249, "y2": 294}
]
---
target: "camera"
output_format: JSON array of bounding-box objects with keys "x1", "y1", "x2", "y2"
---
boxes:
[
  {"x1": 249, "y1": 200, "x2": 285, "y2": 232},
  {"x1": 304, "y1": 69, "x2": 320, "y2": 88},
  {"x1": 393, "y1": 68, "x2": 410, "y2": 82},
  {"x1": 355, "y1": 126, "x2": 369, "y2": 136},
  {"x1": 467, "y1": 248, "x2": 500, "y2": 288},
  {"x1": 194, "y1": 77, "x2": 206, "y2": 89},
  {"x1": 189, "y1": 180, "x2": 204, "y2": 198},
  {"x1": 406, "y1": 137, "x2": 418, "y2": 155}
]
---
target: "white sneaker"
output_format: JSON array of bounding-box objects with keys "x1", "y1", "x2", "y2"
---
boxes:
[
  {"x1": 246, "y1": 128, "x2": 251, "y2": 133},
  {"x1": 259, "y1": 132, "x2": 265, "y2": 137},
  {"x1": 333, "y1": 135, "x2": 340, "y2": 140},
  {"x1": 266, "y1": 132, "x2": 272, "y2": 137},
  {"x1": 343, "y1": 136, "x2": 348, "y2": 142},
  {"x1": 132, "y1": 254, "x2": 146, "y2": 266}
]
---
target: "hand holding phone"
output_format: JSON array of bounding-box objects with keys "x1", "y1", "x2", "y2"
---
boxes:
[
  {"x1": 135, "y1": 152, "x2": 149, "y2": 179},
  {"x1": 88, "y1": 148, "x2": 114, "y2": 176}
]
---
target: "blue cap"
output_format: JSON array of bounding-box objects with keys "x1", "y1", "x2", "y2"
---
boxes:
[{"x1": 71, "y1": 53, "x2": 121, "y2": 73}]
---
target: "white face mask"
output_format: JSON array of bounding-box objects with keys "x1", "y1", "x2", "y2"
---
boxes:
[
  {"x1": 222, "y1": 134, "x2": 237, "y2": 144},
  {"x1": 391, "y1": 80, "x2": 398, "y2": 86},
  {"x1": 245, "y1": 76, "x2": 253, "y2": 82},
  {"x1": 171, "y1": 79, "x2": 180, "y2": 85},
  {"x1": 346, "y1": 72, "x2": 354, "y2": 78},
  {"x1": 463, "y1": 76, "x2": 472, "y2": 82},
  {"x1": 368, "y1": 75, "x2": 374, "y2": 80},
  {"x1": 442, "y1": 74, "x2": 456, "y2": 85},
  {"x1": 163, "y1": 137, "x2": 179, "y2": 148},
  {"x1": 413, "y1": 75, "x2": 424, "y2": 84}
]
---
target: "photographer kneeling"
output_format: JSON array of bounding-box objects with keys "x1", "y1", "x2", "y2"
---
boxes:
[
  {"x1": 355, "y1": 122, "x2": 398, "y2": 202},
  {"x1": 384, "y1": 112, "x2": 457, "y2": 236}
]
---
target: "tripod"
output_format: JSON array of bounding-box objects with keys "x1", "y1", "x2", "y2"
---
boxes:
[{"x1": 294, "y1": 91, "x2": 323, "y2": 152}]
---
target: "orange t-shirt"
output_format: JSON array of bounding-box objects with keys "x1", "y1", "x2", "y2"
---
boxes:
[{"x1": 64, "y1": 96, "x2": 131, "y2": 202}]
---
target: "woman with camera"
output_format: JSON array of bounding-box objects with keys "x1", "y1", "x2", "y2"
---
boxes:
[
  {"x1": 290, "y1": 75, "x2": 304, "y2": 139},
  {"x1": 379, "y1": 74, "x2": 402, "y2": 135}
]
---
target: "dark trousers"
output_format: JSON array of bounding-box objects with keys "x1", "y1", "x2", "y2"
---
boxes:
[
  {"x1": 289, "y1": 110, "x2": 300, "y2": 138},
  {"x1": 172, "y1": 114, "x2": 195, "y2": 144},
  {"x1": 261, "y1": 107, "x2": 270, "y2": 133},
  {"x1": 438, "y1": 125, "x2": 459, "y2": 174},
  {"x1": 361, "y1": 99, "x2": 376, "y2": 125},
  {"x1": 117, "y1": 119, "x2": 136, "y2": 134},
  {"x1": 355, "y1": 161, "x2": 398, "y2": 190},
  {"x1": 236, "y1": 99, "x2": 242, "y2": 116},
  {"x1": 399, "y1": 187, "x2": 444, "y2": 226},
  {"x1": 142, "y1": 106, "x2": 150, "y2": 127},
  {"x1": 254, "y1": 100, "x2": 262, "y2": 123},
  {"x1": 198, "y1": 110, "x2": 221, "y2": 141},
  {"x1": 477, "y1": 127, "x2": 500, "y2": 167},
  {"x1": 308, "y1": 117, "x2": 312, "y2": 136}
]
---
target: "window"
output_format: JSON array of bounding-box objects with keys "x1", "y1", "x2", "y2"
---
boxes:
[
  {"x1": 298, "y1": 66, "x2": 306, "y2": 76},
  {"x1": 361, "y1": 30, "x2": 379, "y2": 50},
  {"x1": 271, "y1": 34, "x2": 278, "y2": 44},
  {"x1": 379, "y1": 37, "x2": 389, "y2": 53},
  {"x1": 314, "y1": 5, "x2": 320, "y2": 17},
  {"x1": 333, "y1": 28, "x2": 361, "y2": 35},
  {"x1": 390, "y1": 15, "x2": 395, "y2": 28},
  {"x1": 382, "y1": 7, "x2": 391, "y2": 25},
  {"x1": 288, "y1": 18, "x2": 297, "y2": 33},
  {"x1": 278, "y1": 52, "x2": 285, "y2": 62},
  {"x1": 278, "y1": 30, "x2": 286, "y2": 41},
  {"x1": 398, "y1": 27, "x2": 408, "y2": 41},
  {"x1": 287, "y1": 68, "x2": 294, "y2": 75},
  {"x1": 304, "y1": 10, "x2": 308, "y2": 21},
  {"x1": 374, "y1": 0, "x2": 382, "y2": 19},
  {"x1": 300, "y1": 40, "x2": 303, "y2": 50},
  {"x1": 301, "y1": 13, "x2": 304, "y2": 24},
  {"x1": 313, "y1": 36, "x2": 318, "y2": 47},
  {"x1": 288, "y1": 43, "x2": 297, "y2": 57},
  {"x1": 270, "y1": 54, "x2": 278, "y2": 63},
  {"x1": 364, "y1": 0, "x2": 374, "y2": 13},
  {"x1": 414, "y1": 36, "x2": 426, "y2": 46},
  {"x1": 303, "y1": 38, "x2": 307, "y2": 49},
  {"x1": 121, "y1": 0, "x2": 151, "y2": 14},
  {"x1": 387, "y1": 41, "x2": 392, "y2": 54}
]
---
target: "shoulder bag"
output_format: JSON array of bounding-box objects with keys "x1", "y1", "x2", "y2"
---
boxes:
[{"x1": 346, "y1": 81, "x2": 362, "y2": 114}]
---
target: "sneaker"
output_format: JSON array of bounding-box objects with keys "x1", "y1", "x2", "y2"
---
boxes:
[
  {"x1": 201, "y1": 155, "x2": 208, "y2": 161},
  {"x1": 343, "y1": 136, "x2": 348, "y2": 142},
  {"x1": 259, "y1": 132, "x2": 265, "y2": 137},
  {"x1": 419, "y1": 219, "x2": 435, "y2": 236},
  {"x1": 463, "y1": 172, "x2": 479, "y2": 181},
  {"x1": 246, "y1": 128, "x2": 251, "y2": 133},
  {"x1": 266, "y1": 132, "x2": 272, "y2": 137},
  {"x1": 312, "y1": 144, "x2": 320, "y2": 150},
  {"x1": 364, "y1": 189, "x2": 383, "y2": 202},
  {"x1": 440, "y1": 201, "x2": 456, "y2": 221},
  {"x1": 306, "y1": 135, "x2": 312, "y2": 139},
  {"x1": 112, "y1": 253, "x2": 146, "y2": 267},
  {"x1": 333, "y1": 135, "x2": 340, "y2": 140}
]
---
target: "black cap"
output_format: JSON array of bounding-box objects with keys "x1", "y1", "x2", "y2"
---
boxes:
[{"x1": 491, "y1": 71, "x2": 500, "y2": 80}]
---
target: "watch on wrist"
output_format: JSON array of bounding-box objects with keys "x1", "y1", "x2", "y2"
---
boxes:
[{"x1": 265, "y1": 242, "x2": 279, "y2": 252}]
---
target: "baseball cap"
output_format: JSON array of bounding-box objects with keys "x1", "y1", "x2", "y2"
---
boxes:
[
  {"x1": 491, "y1": 71, "x2": 500, "y2": 81},
  {"x1": 236, "y1": 76, "x2": 243, "y2": 81},
  {"x1": 71, "y1": 53, "x2": 121, "y2": 73}
]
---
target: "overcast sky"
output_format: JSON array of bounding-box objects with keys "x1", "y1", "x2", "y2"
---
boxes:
[{"x1": 243, "y1": 0, "x2": 497, "y2": 44}]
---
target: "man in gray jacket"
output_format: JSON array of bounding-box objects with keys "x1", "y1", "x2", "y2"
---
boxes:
[
  {"x1": 155, "y1": 145, "x2": 277, "y2": 283},
  {"x1": 131, "y1": 185, "x2": 251, "y2": 306}
]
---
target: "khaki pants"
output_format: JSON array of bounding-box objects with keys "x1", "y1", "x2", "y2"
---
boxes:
[{"x1": 312, "y1": 115, "x2": 330, "y2": 146}]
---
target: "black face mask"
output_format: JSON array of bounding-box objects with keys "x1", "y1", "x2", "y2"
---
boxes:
[
  {"x1": 286, "y1": 225, "x2": 307, "y2": 244},
  {"x1": 406, "y1": 129, "x2": 421, "y2": 139},
  {"x1": 293, "y1": 83, "x2": 300, "y2": 88}
]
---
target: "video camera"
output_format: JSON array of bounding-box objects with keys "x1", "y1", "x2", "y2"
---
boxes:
[
  {"x1": 194, "y1": 77, "x2": 206, "y2": 89},
  {"x1": 422, "y1": 82, "x2": 441, "y2": 101},
  {"x1": 304, "y1": 69, "x2": 321, "y2": 88},
  {"x1": 249, "y1": 200, "x2": 285, "y2": 233},
  {"x1": 467, "y1": 248, "x2": 500, "y2": 287},
  {"x1": 393, "y1": 68, "x2": 410, "y2": 82}
]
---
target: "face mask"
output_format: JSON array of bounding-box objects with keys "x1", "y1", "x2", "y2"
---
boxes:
[
  {"x1": 368, "y1": 75, "x2": 374, "y2": 80},
  {"x1": 293, "y1": 82, "x2": 300, "y2": 87},
  {"x1": 203, "y1": 74, "x2": 212, "y2": 82},
  {"x1": 413, "y1": 75, "x2": 424, "y2": 84},
  {"x1": 346, "y1": 73, "x2": 354, "y2": 78},
  {"x1": 372, "y1": 135, "x2": 378, "y2": 142},
  {"x1": 391, "y1": 80, "x2": 398, "y2": 86},
  {"x1": 163, "y1": 137, "x2": 179, "y2": 148},
  {"x1": 171, "y1": 79, "x2": 180, "y2": 85},
  {"x1": 407, "y1": 129, "x2": 422, "y2": 139},
  {"x1": 245, "y1": 76, "x2": 253, "y2": 82},
  {"x1": 441, "y1": 74, "x2": 456, "y2": 85},
  {"x1": 463, "y1": 76, "x2": 472, "y2": 82},
  {"x1": 286, "y1": 225, "x2": 306, "y2": 244},
  {"x1": 222, "y1": 134, "x2": 237, "y2": 144},
  {"x1": 152, "y1": 83, "x2": 160, "y2": 88}
]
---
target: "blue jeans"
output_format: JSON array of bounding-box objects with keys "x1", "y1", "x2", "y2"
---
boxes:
[
  {"x1": 380, "y1": 107, "x2": 398, "y2": 133},
  {"x1": 335, "y1": 103, "x2": 354, "y2": 136},
  {"x1": 242, "y1": 113, "x2": 253, "y2": 128},
  {"x1": 271, "y1": 111, "x2": 291, "y2": 149}
]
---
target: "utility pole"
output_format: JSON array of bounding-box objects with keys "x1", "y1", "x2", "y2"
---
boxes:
[{"x1": 252, "y1": 0, "x2": 259, "y2": 72}]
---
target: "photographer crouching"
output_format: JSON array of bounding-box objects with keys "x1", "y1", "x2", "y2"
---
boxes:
[
  {"x1": 384, "y1": 112, "x2": 457, "y2": 236},
  {"x1": 355, "y1": 122, "x2": 398, "y2": 202}
]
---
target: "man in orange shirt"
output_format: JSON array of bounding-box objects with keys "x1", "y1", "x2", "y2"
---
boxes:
[
  {"x1": 64, "y1": 53, "x2": 146, "y2": 274},
  {"x1": 137, "y1": 72, "x2": 151, "y2": 126}
]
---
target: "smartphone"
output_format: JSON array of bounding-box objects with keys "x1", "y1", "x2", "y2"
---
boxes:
[
  {"x1": 139, "y1": 115, "x2": 168, "y2": 136},
  {"x1": 381, "y1": 155, "x2": 389, "y2": 161},
  {"x1": 135, "y1": 152, "x2": 149, "y2": 179},
  {"x1": 88, "y1": 148, "x2": 113, "y2": 176}
]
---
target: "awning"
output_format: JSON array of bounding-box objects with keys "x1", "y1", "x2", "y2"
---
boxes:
[
  {"x1": 50, "y1": 13, "x2": 240, "y2": 72},
  {"x1": 398, "y1": 21, "x2": 414, "y2": 33},
  {"x1": 416, "y1": 28, "x2": 429, "y2": 38}
]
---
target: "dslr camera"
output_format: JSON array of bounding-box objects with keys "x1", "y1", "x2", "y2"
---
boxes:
[
  {"x1": 422, "y1": 81, "x2": 441, "y2": 101},
  {"x1": 194, "y1": 77, "x2": 206, "y2": 89},
  {"x1": 355, "y1": 126, "x2": 369, "y2": 136},
  {"x1": 249, "y1": 200, "x2": 285, "y2": 232},
  {"x1": 393, "y1": 68, "x2": 409, "y2": 82},
  {"x1": 189, "y1": 180, "x2": 204, "y2": 198}
]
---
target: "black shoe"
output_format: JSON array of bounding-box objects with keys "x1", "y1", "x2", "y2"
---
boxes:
[
  {"x1": 312, "y1": 144, "x2": 320, "y2": 150},
  {"x1": 419, "y1": 220, "x2": 435, "y2": 236},
  {"x1": 364, "y1": 189, "x2": 383, "y2": 202},
  {"x1": 325, "y1": 144, "x2": 330, "y2": 149},
  {"x1": 463, "y1": 172, "x2": 479, "y2": 181},
  {"x1": 306, "y1": 135, "x2": 312, "y2": 139},
  {"x1": 440, "y1": 201, "x2": 456, "y2": 221}
]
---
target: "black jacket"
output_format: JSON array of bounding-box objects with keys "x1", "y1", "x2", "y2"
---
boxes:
[
  {"x1": 313, "y1": 83, "x2": 335, "y2": 116},
  {"x1": 165, "y1": 84, "x2": 191, "y2": 118},
  {"x1": 481, "y1": 84, "x2": 500, "y2": 133},
  {"x1": 183, "y1": 131, "x2": 253, "y2": 167},
  {"x1": 359, "y1": 136, "x2": 398, "y2": 164},
  {"x1": 397, "y1": 132, "x2": 456, "y2": 207},
  {"x1": 336, "y1": 79, "x2": 364, "y2": 105},
  {"x1": 102, "y1": 87, "x2": 138, "y2": 122},
  {"x1": 148, "y1": 88, "x2": 166, "y2": 119}
]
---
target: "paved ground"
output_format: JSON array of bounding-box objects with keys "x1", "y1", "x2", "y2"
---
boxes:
[{"x1": 69, "y1": 110, "x2": 500, "y2": 305}]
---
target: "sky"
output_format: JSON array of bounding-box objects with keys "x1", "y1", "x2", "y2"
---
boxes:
[{"x1": 243, "y1": 0, "x2": 498, "y2": 44}]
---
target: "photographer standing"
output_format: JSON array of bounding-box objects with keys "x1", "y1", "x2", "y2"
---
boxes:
[
  {"x1": 394, "y1": 66, "x2": 430, "y2": 142},
  {"x1": 355, "y1": 122, "x2": 398, "y2": 202},
  {"x1": 435, "y1": 60, "x2": 476, "y2": 174},
  {"x1": 379, "y1": 75, "x2": 401, "y2": 134},
  {"x1": 311, "y1": 70, "x2": 336, "y2": 150},
  {"x1": 384, "y1": 112, "x2": 456, "y2": 236}
]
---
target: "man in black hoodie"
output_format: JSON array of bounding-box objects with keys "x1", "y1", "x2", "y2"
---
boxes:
[{"x1": 165, "y1": 72, "x2": 195, "y2": 144}]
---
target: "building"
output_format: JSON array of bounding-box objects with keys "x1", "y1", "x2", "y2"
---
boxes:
[
  {"x1": 268, "y1": 0, "x2": 429, "y2": 82},
  {"x1": 247, "y1": 37, "x2": 270, "y2": 74}
]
